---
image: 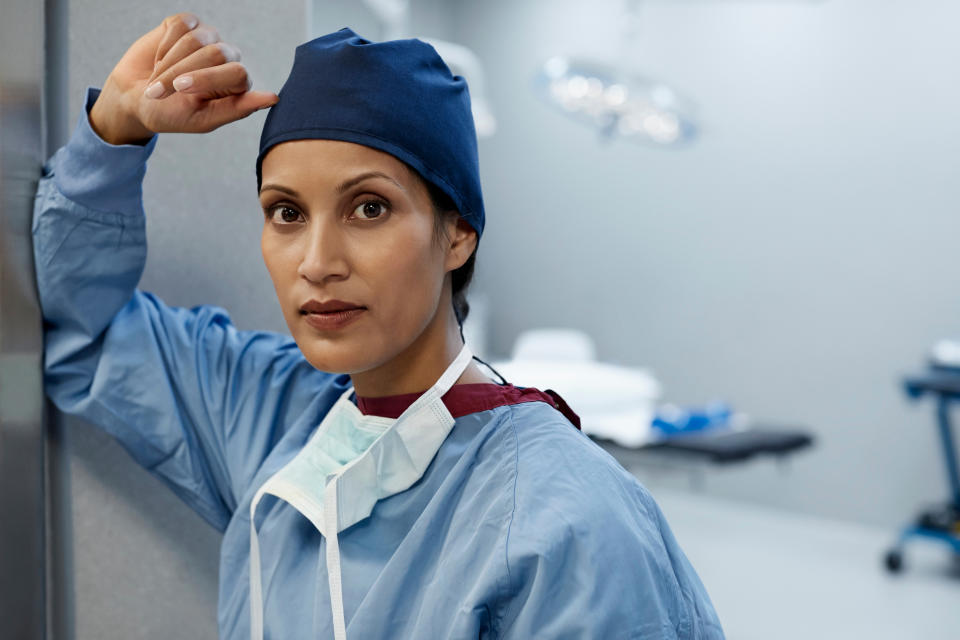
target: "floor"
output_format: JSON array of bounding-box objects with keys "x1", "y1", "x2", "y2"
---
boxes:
[{"x1": 647, "y1": 487, "x2": 960, "y2": 640}]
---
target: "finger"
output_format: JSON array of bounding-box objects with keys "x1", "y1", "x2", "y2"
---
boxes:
[
  {"x1": 144, "y1": 42, "x2": 241, "y2": 100},
  {"x1": 129, "y1": 21, "x2": 169, "y2": 63},
  {"x1": 172, "y1": 61, "x2": 251, "y2": 98},
  {"x1": 194, "y1": 91, "x2": 280, "y2": 132},
  {"x1": 151, "y1": 23, "x2": 222, "y2": 82},
  {"x1": 151, "y1": 13, "x2": 200, "y2": 73}
]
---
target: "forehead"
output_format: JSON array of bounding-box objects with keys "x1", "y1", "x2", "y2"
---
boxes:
[{"x1": 260, "y1": 139, "x2": 416, "y2": 188}]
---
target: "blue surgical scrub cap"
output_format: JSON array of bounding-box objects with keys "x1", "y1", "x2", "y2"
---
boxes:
[{"x1": 256, "y1": 28, "x2": 485, "y2": 237}]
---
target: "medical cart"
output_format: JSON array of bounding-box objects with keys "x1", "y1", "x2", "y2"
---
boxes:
[{"x1": 884, "y1": 368, "x2": 960, "y2": 573}]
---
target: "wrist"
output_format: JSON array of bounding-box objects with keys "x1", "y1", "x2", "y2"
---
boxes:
[
  {"x1": 88, "y1": 82, "x2": 155, "y2": 146},
  {"x1": 52, "y1": 86, "x2": 158, "y2": 216}
]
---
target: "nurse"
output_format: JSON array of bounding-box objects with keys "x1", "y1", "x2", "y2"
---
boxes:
[{"x1": 33, "y1": 13, "x2": 724, "y2": 640}]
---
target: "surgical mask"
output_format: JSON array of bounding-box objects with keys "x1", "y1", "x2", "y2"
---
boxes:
[{"x1": 249, "y1": 344, "x2": 474, "y2": 640}]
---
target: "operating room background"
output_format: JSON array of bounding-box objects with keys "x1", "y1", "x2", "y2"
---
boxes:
[
  {"x1": 455, "y1": 0, "x2": 960, "y2": 526},
  {"x1": 45, "y1": 0, "x2": 960, "y2": 637}
]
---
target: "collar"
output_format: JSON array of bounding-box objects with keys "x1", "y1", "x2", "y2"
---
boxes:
[{"x1": 357, "y1": 383, "x2": 581, "y2": 429}]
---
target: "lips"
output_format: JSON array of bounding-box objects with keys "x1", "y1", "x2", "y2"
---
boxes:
[
  {"x1": 300, "y1": 299, "x2": 365, "y2": 314},
  {"x1": 299, "y1": 299, "x2": 367, "y2": 331}
]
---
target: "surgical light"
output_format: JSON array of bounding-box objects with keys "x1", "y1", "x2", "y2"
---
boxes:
[{"x1": 537, "y1": 56, "x2": 696, "y2": 146}]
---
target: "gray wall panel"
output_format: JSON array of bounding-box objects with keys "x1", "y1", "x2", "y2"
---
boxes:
[{"x1": 1, "y1": 1, "x2": 49, "y2": 638}]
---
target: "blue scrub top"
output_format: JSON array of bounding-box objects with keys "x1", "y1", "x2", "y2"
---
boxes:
[{"x1": 31, "y1": 87, "x2": 725, "y2": 639}]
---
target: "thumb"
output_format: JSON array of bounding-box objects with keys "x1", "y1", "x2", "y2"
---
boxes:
[
  {"x1": 235, "y1": 91, "x2": 280, "y2": 114},
  {"x1": 198, "y1": 91, "x2": 280, "y2": 131}
]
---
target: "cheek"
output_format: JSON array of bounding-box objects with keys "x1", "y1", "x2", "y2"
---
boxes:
[
  {"x1": 261, "y1": 232, "x2": 298, "y2": 297},
  {"x1": 361, "y1": 223, "x2": 445, "y2": 317},
  {"x1": 261, "y1": 232, "x2": 280, "y2": 284}
]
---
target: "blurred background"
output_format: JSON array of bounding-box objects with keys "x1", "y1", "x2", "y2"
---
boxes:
[{"x1": 4, "y1": 0, "x2": 960, "y2": 638}]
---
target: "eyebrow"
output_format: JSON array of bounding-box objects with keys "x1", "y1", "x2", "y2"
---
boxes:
[
  {"x1": 258, "y1": 171, "x2": 405, "y2": 198},
  {"x1": 335, "y1": 171, "x2": 405, "y2": 194},
  {"x1": 259, "y1": 183, "x2": 300, "y2": 197}
]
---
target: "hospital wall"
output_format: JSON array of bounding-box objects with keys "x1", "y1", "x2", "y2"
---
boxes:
[{"x1": 449, "y1": 0, "x2": 960, "y2": 528}]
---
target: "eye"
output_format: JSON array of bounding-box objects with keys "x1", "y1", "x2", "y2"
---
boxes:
[
  {"x1": 352, "y1": 200, "x2": 388, "y2": 220},
  {"x1": 265, "y1": 204, "x2": 304, "y2": 225}
]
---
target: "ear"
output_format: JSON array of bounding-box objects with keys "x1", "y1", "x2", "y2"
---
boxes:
[{"x1": 444, "y1": 216, "x2": 478, "y2": 272}]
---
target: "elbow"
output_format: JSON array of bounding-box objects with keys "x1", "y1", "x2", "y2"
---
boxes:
[{"x1": 40, "y1": 328, "x2": 102, "y2": 413}]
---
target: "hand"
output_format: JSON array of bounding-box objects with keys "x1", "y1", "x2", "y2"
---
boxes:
[{"x1": 88, "y1": 12, "x2": 279, "y2": 145}]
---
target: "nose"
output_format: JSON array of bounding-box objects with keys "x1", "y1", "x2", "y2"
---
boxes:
[{"x1": 297, "y1": 215, "x2": 349, "y2": 285}]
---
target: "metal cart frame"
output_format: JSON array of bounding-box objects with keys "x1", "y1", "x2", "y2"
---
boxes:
[{"x1": 885, "y1": 370, "x2": 960, "y2": 572}]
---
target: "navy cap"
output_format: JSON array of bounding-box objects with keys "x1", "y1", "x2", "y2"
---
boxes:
[{"x1": 256, "y1": 28, "x2": 485, "y2": 237}]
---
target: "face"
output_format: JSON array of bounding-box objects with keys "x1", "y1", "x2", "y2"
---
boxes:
[{"x1": 259, "y1": 139, "x2": 472, "y2": 374}]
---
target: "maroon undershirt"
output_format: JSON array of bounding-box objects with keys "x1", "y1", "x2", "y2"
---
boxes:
[{"x1": 356, "y1": 383, "x2": 581, "y2": 429}]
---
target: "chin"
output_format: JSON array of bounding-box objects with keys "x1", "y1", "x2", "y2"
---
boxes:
[{"x1": 295, "y1": 334, "x2": 387, "y2": 375}]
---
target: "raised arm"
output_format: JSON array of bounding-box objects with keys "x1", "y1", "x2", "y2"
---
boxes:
[{"x1": 32, "y1": 14, "x2": 346, "y2": 531}]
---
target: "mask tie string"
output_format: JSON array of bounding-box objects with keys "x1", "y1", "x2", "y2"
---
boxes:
[{"x1": 324, "y1": 476, "x2": 347, "y2": 640}]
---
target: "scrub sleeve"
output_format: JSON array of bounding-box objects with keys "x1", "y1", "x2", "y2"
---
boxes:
[{"x1": 32, "y1": 87, "x2": 344, "y2": 531}]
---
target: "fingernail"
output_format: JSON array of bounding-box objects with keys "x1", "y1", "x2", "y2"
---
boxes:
[
  {"x1": 144, "y1": 81, "x2": 164, "y2": 99},
  {"x1": 184, "y1": 14, "x2": 198, "y2": 29},
  {"x1": 224, "y1": 44, "x2": 243, "y2": 62},
  {"x1": 172, "y1": 75, "x2": 193, "y2": 91},
  {"x1": 196, "y1": 29, "x2": 216, "y2": 46}
]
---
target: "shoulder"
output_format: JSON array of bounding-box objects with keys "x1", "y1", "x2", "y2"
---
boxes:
[
  {"x1": 501, "y1": 400, "x2": 659, "y2": 543},
  {"x1": 495, "y1": 402, "x2": 724, "y2": 638},
  {"x1": 445, "y1": 399, "x2": 667, "y2": 545},
  {"x1": 503, "y1": 401, "x2": 643, "y2": 505}
]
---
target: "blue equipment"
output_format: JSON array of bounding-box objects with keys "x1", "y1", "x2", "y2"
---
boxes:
[
  {"x1": 651, "y1": 402, "x2": 734, "y2": 438},
  {"x1": 884, "y1": 367, "x2": 960, "y2": 573}
]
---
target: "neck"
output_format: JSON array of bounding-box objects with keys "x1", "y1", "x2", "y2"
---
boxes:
[{"x1": 349, "y1": 305, "x2": 490, "y2": 398}]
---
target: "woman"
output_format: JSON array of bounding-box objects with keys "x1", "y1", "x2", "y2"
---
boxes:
[{"x1": 33, "y1": 13, "x2": 724, "y2": 640}]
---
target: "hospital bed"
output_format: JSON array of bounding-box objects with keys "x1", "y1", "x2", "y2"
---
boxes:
[
  {"x1": 592, "y1": 425, "x2": 814, "y2": 493},
  {"x1": 606, "y1": 426, "x2": 814, "y2": 464},
  {"x1": 491, "y1": 329, "x2": 815, "y2": 476}
]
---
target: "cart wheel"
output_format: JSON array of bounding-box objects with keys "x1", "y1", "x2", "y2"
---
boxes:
[{"x1": 884, "y1": 549, "x2": 904, "y2": 573}]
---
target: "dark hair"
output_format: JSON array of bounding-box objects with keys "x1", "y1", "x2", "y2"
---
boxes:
[{"x1": 420, "y1": 177, "x2": 477, "y2": 327}]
